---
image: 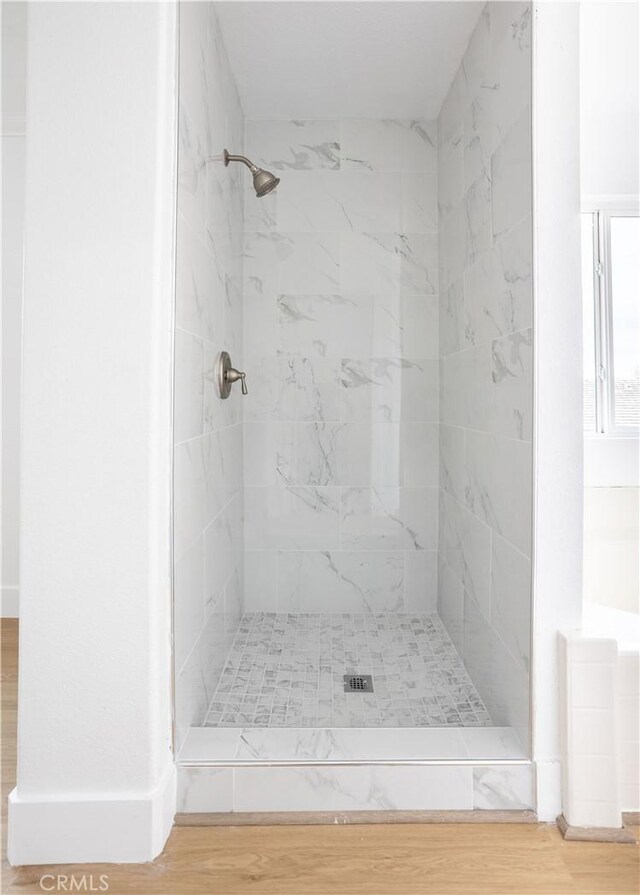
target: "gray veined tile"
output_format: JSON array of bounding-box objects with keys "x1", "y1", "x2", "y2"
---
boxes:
[
  {"x1": 464, "y1": 429, "x2": 532, "y2": 557},
  {"x1": 339, "y1": 358, "x2": 438, "y2": 423},
  {"x1": 341, "y1": 119, "x2": 437, "y2": 174},
  {"x1": 244, "y1": 486, "x2": 340, "y2": 550},
  {"x1": 277, "y1": 551, "x2": 405, "y2": 612},
  {"x1": 489, "y1": 328, "x2": 533, "y2": 441},
  {"x1": 340, "y1": 232, "x2": 438, "y2": 296},
  {"x1": 439, "y1": 491, "x2": 491, "y2": 617},
  {"x1": 491, "y1": 107, "x2": 532, "y2": 243},
  {"x1": 277, "y1": 294, "x2": 374, "y2": 359},
  {"x1": 177, "y1": 103, "x2": 207, "y2": 238},
  {"x1": 244, "y1": 356, "x2": 341, "y2": 423},
  {"x1": 245, "y1": 119, "x2": 341, "y2": 171},
  {"x1": 340, "y1": 487, "x2": 438, "y2": 551},
  {"x1": 473, "y1": 765, "x2": 534, "y2": 809},
  {"x1": 462, "y1": 215, "x2": 532, "y2": 346},
  {"x1": 490, "y1": 533, "x2": 531, "y2": 674}
]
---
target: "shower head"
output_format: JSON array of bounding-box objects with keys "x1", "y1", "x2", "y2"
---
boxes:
[{"x1": 223, "y1": 149, "x2": 280, "y2": 198}]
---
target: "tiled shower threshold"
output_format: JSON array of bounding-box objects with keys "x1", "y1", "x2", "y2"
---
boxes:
[{"x1": 178, "y1": 725, "x2": 527, "y2": 764}]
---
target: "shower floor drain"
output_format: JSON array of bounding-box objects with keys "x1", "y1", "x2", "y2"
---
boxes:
[{"x1": 343, "y1": 674, "x2": 373, "y2": 693}]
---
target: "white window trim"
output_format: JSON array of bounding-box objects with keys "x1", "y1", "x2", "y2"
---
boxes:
[{"x1": 586, "y1": 208, "x2": 640, "y2": 438}]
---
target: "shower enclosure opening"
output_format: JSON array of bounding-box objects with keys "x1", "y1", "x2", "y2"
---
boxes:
[{"x1": 173, "y1": 0, "x2": 533, "y2": 770}]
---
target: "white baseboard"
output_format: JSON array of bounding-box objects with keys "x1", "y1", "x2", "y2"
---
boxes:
[
  {"x1": 8, "y1": 761, "x2": 176, "y2": 865},
  {"x1": 1, "y1": 586, "x2": 19, "y2": 618}
]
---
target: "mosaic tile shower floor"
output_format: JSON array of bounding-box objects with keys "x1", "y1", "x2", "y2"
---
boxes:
[{"x1": 204, "y1": 613, "x2": 493, "y2": 728}]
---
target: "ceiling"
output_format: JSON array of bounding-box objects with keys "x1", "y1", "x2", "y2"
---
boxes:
[{"x1": 215, "y1": 1, "x2": 483, "y2": 120}]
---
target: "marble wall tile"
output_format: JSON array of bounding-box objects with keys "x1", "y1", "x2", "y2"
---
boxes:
[
  {"x1": 243, "y1": 550, "x2": 277, "y2": 611},
  {"x1": 340, "y1": 358, "x2": 438, "y2": 422},
  {"x1": 464, "y1": 430, "x2": 532, "y2": 557},
  {"x1": 473, "y1": 765, "x2": 534, "y2": 809},
  {"x1": 178, "y1": 103, "x2": 206, "y2": 238},
  {"x1": 400, "y1": 173, "x2": 438, "y2": 233},
  {"x1": 438, "y1": 123, "x2": 465, "y2": 219},
  {"x1": 462, "y1": 215, "x2": 532, "y2": 347},
  {"x1": 277, "y1": 550, "x2": 405, "y2": 612},
  {"x1": 204, "y1": 495, "x2": 242, "y2": 612},
  {"x1": 464, "y1": 173, "x2": 492, "y2": 266},
  {"x1": 437, "y1": 4, "x2": 532, "y2": 746},
  {"x1": 174, "y1": 535, "x2": 205, "y2": 674},
  {"x1": 277, "y1": 294, "x2": 374, "y2": 358},
  {"x1": 244, "y1": 117, "x2": 439, "y2": 614},
  {"x1": 439, "y1": 492, "x2": 491, "y2": 617},
  {"x1": 174, "y1": 437, "x2": 207, "y2": 561},
  {"x1": 400, "y1": 422, "x2": 439, "y2": 487},
  {"x1": 340, "y1": 232, "x2": 438, "y2": 296},
  {"x1": 440, "y1": 345, "x2": 490, "y2": 431},
  {"x1": 234, "y1": 765, "x2": 472, "y2": 812},
  {"x1": 175, "y1": 216, "x2": 225, "y2": 344},
  {"x1": 275, "y1": 172, "x2": 346, "y2": 233},
  {"x1": 341, "y1": 487, "x2": 438, "y2": 551},
  {"x1": 340, "y1": 119, "x2": 437, "y2": 174},
  {"x1": 244, "y1": 486, "x2": 340, "y2": 549},
  {"x1": 177, "y1": 767, "x2": 234, "y2": 813},
  {"x1": 245, "y1": 119, "x2": 341, "y2": 171},
  {"x1": 489, "y1": 328, "x2": 533, "y2": 441},
  {"x1": 440, "y1": 423, "x2": 466, "y2": 504},
  {"x1": 437, "y1": 553, "x2": 465, "y2": 656},
  {"x1": 439, "y1": 279, "x2": 464, "y2": 357},
  {"x1": 491, "y1": 107, "x2": 532, "y2": 242},
  {"x1": 463, "y1": 593, "x2": 529, "y2": 740},
  {"x1": 405, "y1": 551, "x2": 439, "y2": 612},
  {"x1": 174, "y1": 329, "x2": 204, "y2": 443},
  {"x1": 490, "y1": 533, "x2": 531, "y2": 674},
  {"x1": 278, "y1": 232, "x2": 341, "y2": 293},
  {"x1": 245, "y1": 356, "x2": 341, "y2": 422}
]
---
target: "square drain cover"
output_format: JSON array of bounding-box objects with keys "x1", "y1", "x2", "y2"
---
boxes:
[{"x1": 343, "y1": 674, "x2": 373, "y2": 693}]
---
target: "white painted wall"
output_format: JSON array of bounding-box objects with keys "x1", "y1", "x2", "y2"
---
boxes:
[
  {"x1": 580, "y1": 1, "x2": 640, "y2": 207},
  {"x1": 531, "y1": 2, "x2": 584, "y2": 822},
  {"x1": 1, "y1": 1, "x2": 27, "y2": 618},
  {"x1": 8, "y1": 1, "x2": 178, "y2": 865}
]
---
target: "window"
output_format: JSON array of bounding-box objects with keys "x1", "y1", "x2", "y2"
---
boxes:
[{"x1": 582, "y1": 211, "x2": 640, "y2": 434}]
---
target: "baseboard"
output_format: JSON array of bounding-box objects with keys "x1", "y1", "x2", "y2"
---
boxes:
[
  {"x1": 7, "y1": 762, "x2": 176, "y2": 865},
  {"x1": 556, "y1": 814, "x2": 637, "y2": 844},
  {"x1": 176, "y1": 808, "x2": 538, "y2": 826},
  {"x1": 1, "y1": 586, "x2": 19, "y2": 618},
  {"x1": 622, "y1": 811, "x2": 640, "y2": 826}
]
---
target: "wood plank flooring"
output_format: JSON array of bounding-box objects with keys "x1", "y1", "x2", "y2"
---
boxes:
[{"x1": 2, "y1": 619, "x2": 638, "y2": 895}]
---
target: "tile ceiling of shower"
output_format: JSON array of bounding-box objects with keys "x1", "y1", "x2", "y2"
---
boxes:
[{"x1": 204, "y1": 613, "x2": 492, "y2": 729}]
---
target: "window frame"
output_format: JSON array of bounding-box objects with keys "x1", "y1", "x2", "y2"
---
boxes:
[{"x1": 585, "y1": 208, "x2": 639, "y2": 437}]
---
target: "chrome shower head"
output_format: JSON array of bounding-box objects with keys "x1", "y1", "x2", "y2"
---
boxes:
[{"x1": 223, "y1": 149, "x2": 280, "y2": 198}]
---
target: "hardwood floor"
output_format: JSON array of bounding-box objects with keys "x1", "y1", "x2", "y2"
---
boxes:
[{"x1": 2, "y1": 619, "x2": 637, "y2": 895}]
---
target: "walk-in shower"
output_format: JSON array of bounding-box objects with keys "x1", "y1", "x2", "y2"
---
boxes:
[{"x1": 173, "y1": 0, "x2": 533, "y2": 781}]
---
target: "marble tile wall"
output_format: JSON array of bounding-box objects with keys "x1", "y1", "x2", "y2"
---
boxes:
[
  {"x1": 437, "y1": 1, "x2": 533, "y2": 748},
  {"x1": 242, "y1": 118, "x2": 440, "y2": 613},
  {"x1": 173, "y1": 3, "x2": 246, "y2": 752}
]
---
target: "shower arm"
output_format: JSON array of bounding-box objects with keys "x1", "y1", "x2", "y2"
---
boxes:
[{"x1": 223, "y1": 150, "x2": 258, "y2": 173}]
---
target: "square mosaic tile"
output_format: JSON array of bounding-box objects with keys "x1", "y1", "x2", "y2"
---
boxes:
[{"x1": 204, "y1": 613, "x2": 493, "y2": 729}]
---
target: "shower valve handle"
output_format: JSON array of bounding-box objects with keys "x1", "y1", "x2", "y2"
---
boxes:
[
  {"x1": 226, "y1": 366, "x2": 248, "y2": 395},
  {"x1": 215, "y1": 351, "x2": 247, "y2": 399}
]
